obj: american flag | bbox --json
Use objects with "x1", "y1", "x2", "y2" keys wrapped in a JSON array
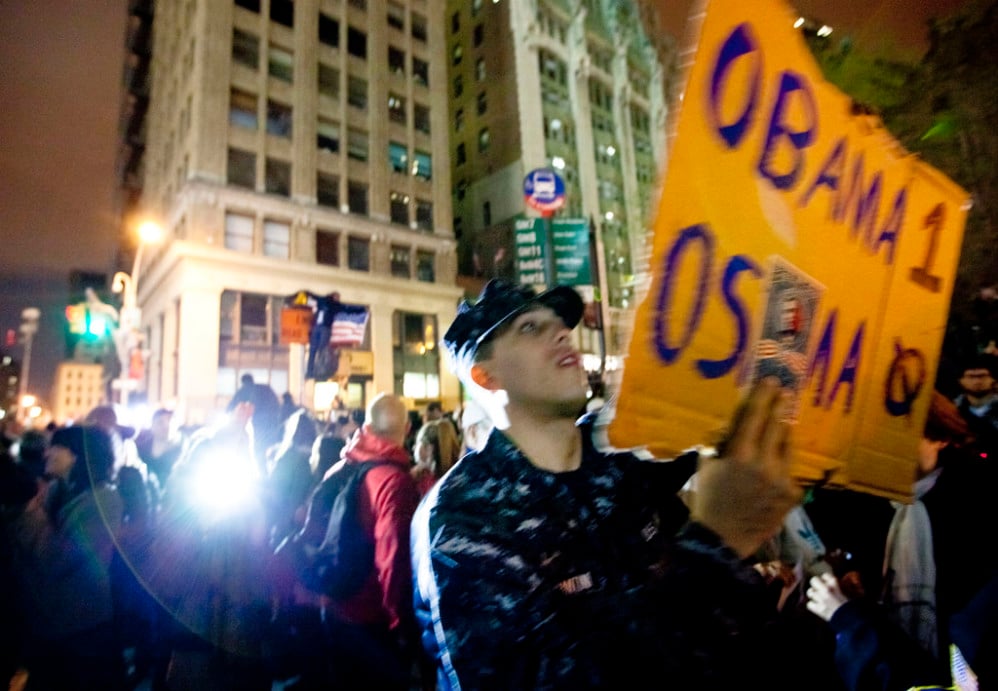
[{"x1": 330, "y1": 304, "x2": 369, "y2": 347}]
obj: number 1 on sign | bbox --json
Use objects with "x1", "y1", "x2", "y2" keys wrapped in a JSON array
[{"x1": 909, "y1": 203, "x2": 944, "y2": 293}]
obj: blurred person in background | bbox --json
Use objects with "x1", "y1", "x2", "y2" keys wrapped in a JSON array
[
  {"x1": 8, "y1": 425, "x2": 126, "y2": 690},
  {"x1": 135, "y1": 408, "x2": 183, "y2": 490},
  {"x1": 411, "y1": 419, "x2": 461, "y2": 497}
]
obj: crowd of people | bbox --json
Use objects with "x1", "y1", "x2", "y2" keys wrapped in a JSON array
[{"x1": 0, "y1": 277, "x2": 995, "y2": 691}]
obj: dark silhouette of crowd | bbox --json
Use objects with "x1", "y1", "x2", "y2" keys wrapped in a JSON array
[{"x1": 0, "y1": 283, "x2": 995, "y2": 691}]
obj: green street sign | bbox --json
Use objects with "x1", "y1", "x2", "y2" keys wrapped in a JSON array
[
  {"x1": 515, "y1": 218, "x2": 548, "y2": 285},
  {"x1": 550, "y1": 218, "x2": 592, "y2": 286}
]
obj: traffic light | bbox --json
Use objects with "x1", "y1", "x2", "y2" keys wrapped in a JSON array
[
  {"x1": 66, "y1": 303, "x2": 87, "y2": 334},
  {"x1": 65, "y1": 303, "x2": 112, "y2": 340}
]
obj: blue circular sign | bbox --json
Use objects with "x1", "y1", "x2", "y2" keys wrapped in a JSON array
[{"x1": 523, "y1": 168, "x2": 566, "y2": 213}]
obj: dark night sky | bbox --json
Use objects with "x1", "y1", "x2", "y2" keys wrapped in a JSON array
[{"x1": 0, "y1": 0, "x2": 970, "y2": 405}]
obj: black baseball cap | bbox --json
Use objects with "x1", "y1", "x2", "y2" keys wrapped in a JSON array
[{"x1": 442, "y1": 279, "x2": 583, "y2": 373}]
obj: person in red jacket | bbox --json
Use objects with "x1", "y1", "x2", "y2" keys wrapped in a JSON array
[{"x1": 320, "y1": 392, "x2": 420, "y2": 690}]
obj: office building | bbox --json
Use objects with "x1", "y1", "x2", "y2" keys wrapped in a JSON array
[
  {"x1": 446, "y1": 0, "x2": 677, "y2": 382},
  {"x1": 126, "y1": 0, "x2": 462, "y2": 424}
]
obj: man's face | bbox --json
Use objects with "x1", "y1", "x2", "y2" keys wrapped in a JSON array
[
  {"x1": 475, "y1": 307, "x2": 587, "y2": 417},
  {"x1": 960, "y1": 368, "x2": 995, "y2": 397}
]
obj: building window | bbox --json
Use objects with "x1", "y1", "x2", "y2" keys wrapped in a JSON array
[
  {"x1": 270, "y1": 0, "x2": 293, "y2": 27},
  {"x1": 477, "y1": 91, "x2": 487, "y2": 115},
  {"x1": 390, "y1": 245, "x2": 411, "y2": 278},
  {"x1": 265, "y1": 158, "x2": 291, "y2": 196},
  {"x1": 348, "y1": 75, "x2": 367, "y2": 110},
  {"x1": 318, "y1": 63, "x2": 340, "y2": 99},
  {"x1": 263, "y1": 219, "x2": 290, "y2": 258},
  {"x1": 388, "y1": 92, "x2": 406, "y2": 124},
  {"x1": 389, "y1": 141, "x2": 408, "y2": 173},
  {"x1": 482, "y1": 201, "x2": 491, "y2": 226},
  {"x1": 240, "y1": 293, "x2": 269, "y2": 343},
  {"x1": 348, "y1": 235, "x2": 370, "y2": 270},
  {"x1": 452, "y1": 44, "x2": 464, "y2": 66},
  {"x1": 413, "y1": 150, "x2": 432, "y2": 180},
  {"x1": 387, "y1": 1, "x2": 405, "y2": 30},
  {"x1": 453, "y1": 74, "x2": 463, "y2": 97},
  {"x1": 227, "y1": 148, "x2": 255, "y2": 188},
  {"x1": 319, "y1": 14, "x2": 340, "y2": 48},
  {"x1": 225, "y1": 212, "x2": 254, "y2": 252},
  {"x1": 347, "y1": 26, "x2": 367, "y2": 59},
  {"x1": 455, "y1": 179, "x2": 467, "y2": 201},
  {"x1": 393, "y1": 312, "x2": 440, "y2": 399},
  {"x1": 317, "y1": 171, "x2": 339, "y2": 207},
  {"x1": 478, "y1": 128, "x2": 490, "y2": 152},
  {"x1": 415, "y1": 199, "x2": 433, "y2": 231},
  {"x1": 232, "y1": 29, "x2": 259, "y2": 68},
  {"x1": 390, "y1": 191, "x2": 409, "y2": 225},
  {"x1": 453, "y1": 216, "x2": 463, "y2": 238},
  {"x1": 414, "y1": 103, "x2": 430, "y2": 134},
  {"x1": 473, "y1": 24, "x2": 484, "y2": 46},
  {"x1": 416, "y1": 250, "x2": 434, "y2": 282},
  {"x1": 472, "y1": 0, "x2": 482, "y2": 16},
  {"x1": 266, "y1": 100, "x2": 292, "y2": 137},
  {"x1": 456, "y1": 142, "x2": 466, "y2": 165},
  {"x1": 317, "y1": 117, "x2": 340, "y2": 153},
  {"x1": 348, "y1": 180, "x2": 368, "y2": 215},
  {"x1": 229, "y1": 88, "x2": 258, "y2": 129},
  {"x1": 268, "y1": 45, "x2": 293, "y2": 82},
  {"x1": 347, "y1": 128, "x2": 369, "y2": 161},
  {"x1": 388, "y1": 46, "x2": 406, "y2": 75},
  {"x1": 451, "y1": 11, "x2": 460, "y2": 33},
  {"x1": 454, "y1": 108, "x2": 464, "y2": 132},
  {"x1": 413, "y1": 57, "x2": 429, "y2": 86},
  {"x1": 411, "y1": 12, "x2": 427, "y2": 41},
  {"x1": 235, "y1": 0, "x2": 260, "y2": 12},
  {"x1": 476, "y1": 58, "x2": 486, "y2": 81},
  {"x1": 316, "y1": 229, "x2": 340, "y2": 266}
]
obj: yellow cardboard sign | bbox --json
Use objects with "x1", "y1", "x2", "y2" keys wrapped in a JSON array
[{"x1": 609, "y1": 0, "x2": 968, "y2": 501}]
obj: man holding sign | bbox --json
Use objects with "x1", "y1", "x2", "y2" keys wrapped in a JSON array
[{"x1": 411, "y1": 279, "x2": 801, "y2": 689}]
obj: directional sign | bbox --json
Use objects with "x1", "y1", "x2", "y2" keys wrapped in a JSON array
[
  {"x1": 515, "y1": 218, "x2": 548, "y2": 285},
  {"x1": 515, "y1": 218, "x2": 592, "y2": 286},
  {"x1": 523, "y1": 168, "x2": 566, "y2": 215},
  {"x1": 551, "y1": 218, "x2": 592, "y2": 286}
]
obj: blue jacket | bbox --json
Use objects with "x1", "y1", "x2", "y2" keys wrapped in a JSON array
[{"x1": 412, "y1": 415, "x2": 780, "y2": 690}]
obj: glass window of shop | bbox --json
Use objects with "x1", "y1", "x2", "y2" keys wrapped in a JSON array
[
  {"x1": 217, "y1": 290, "x2": 290, "y2": 406},
  {"x1": 392, "y1": 311, "x2": 439, "y2": 400}
]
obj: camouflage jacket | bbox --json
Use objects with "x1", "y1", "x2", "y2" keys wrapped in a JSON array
[{"x1": 412, "y1": 416, "x2": 780, "y2": 690}]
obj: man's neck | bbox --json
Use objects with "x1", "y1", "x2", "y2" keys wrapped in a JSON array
[
  {"x1": 964, "y1": 391, "x2": 997, "y2": 409},
  {"x1": 504, "y1": 408, "x2": 582, "y2": 473}
]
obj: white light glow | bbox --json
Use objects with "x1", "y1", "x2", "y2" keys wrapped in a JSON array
[
  {"x1": 794, "y1": 17, "x2": 805, "y2": 28},
  {"x1": 552, "y1": 156, "x2": 566, "y2": 170},
  {"x1": 817, "y1": 25, "x2": 833, "y2": 37}
]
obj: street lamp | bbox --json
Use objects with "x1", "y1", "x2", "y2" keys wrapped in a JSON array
[
  {"x1": 17, "y1": 307, "x2": 40, "y2": 423},
  {"x1": 111, "y1": 220, "x2": 164, "y2": 404}
]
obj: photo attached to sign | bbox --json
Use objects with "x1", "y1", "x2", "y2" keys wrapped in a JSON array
[{"x1": 748, "y1": 258, "x2": 824, "y2": 419}]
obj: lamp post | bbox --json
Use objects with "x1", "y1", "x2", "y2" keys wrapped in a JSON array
[
  {"x1": 17, "y1": 307, "x2": 40, "y2": 423},
  {"x1": 111, "y1": 220, "x2": 163, "y2": 405}
]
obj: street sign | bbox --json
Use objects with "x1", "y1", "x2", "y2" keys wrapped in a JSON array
[
  {"x1": 280, "y1": 306, "x2": 313, "y2": 344},
  {"x1": 551, "y1": 218, "x2": 592, "y2": 285},
  {"x1": 515, "y1": 218, "x2": 548, "y2": 285},
  {"x1": 515, "y1": 218, "x2": 592, "y2": 286},
  {"x1": 523, "y1": 168, "x2": 565, "y2": 215}
]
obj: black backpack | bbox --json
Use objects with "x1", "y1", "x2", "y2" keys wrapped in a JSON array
[{"x1": 275, "y1": 460, "x2": 393, "y2": 599}]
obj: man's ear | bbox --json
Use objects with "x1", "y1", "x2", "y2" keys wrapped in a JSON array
[{"x1": 470, "y1": 363, "x2": 498, "y2": 391}]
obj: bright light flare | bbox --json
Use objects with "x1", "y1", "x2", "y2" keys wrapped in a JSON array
[
  {"x1": 190, "y1": 454, "x2": 259, "y2": 521},
  {"x1": 137, "y1": 220, "x2": 164, "y2": 245}
]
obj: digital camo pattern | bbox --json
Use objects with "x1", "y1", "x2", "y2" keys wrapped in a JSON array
[{"x1": 412, "y1": 417, "x2": 779, "y2": 690}]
